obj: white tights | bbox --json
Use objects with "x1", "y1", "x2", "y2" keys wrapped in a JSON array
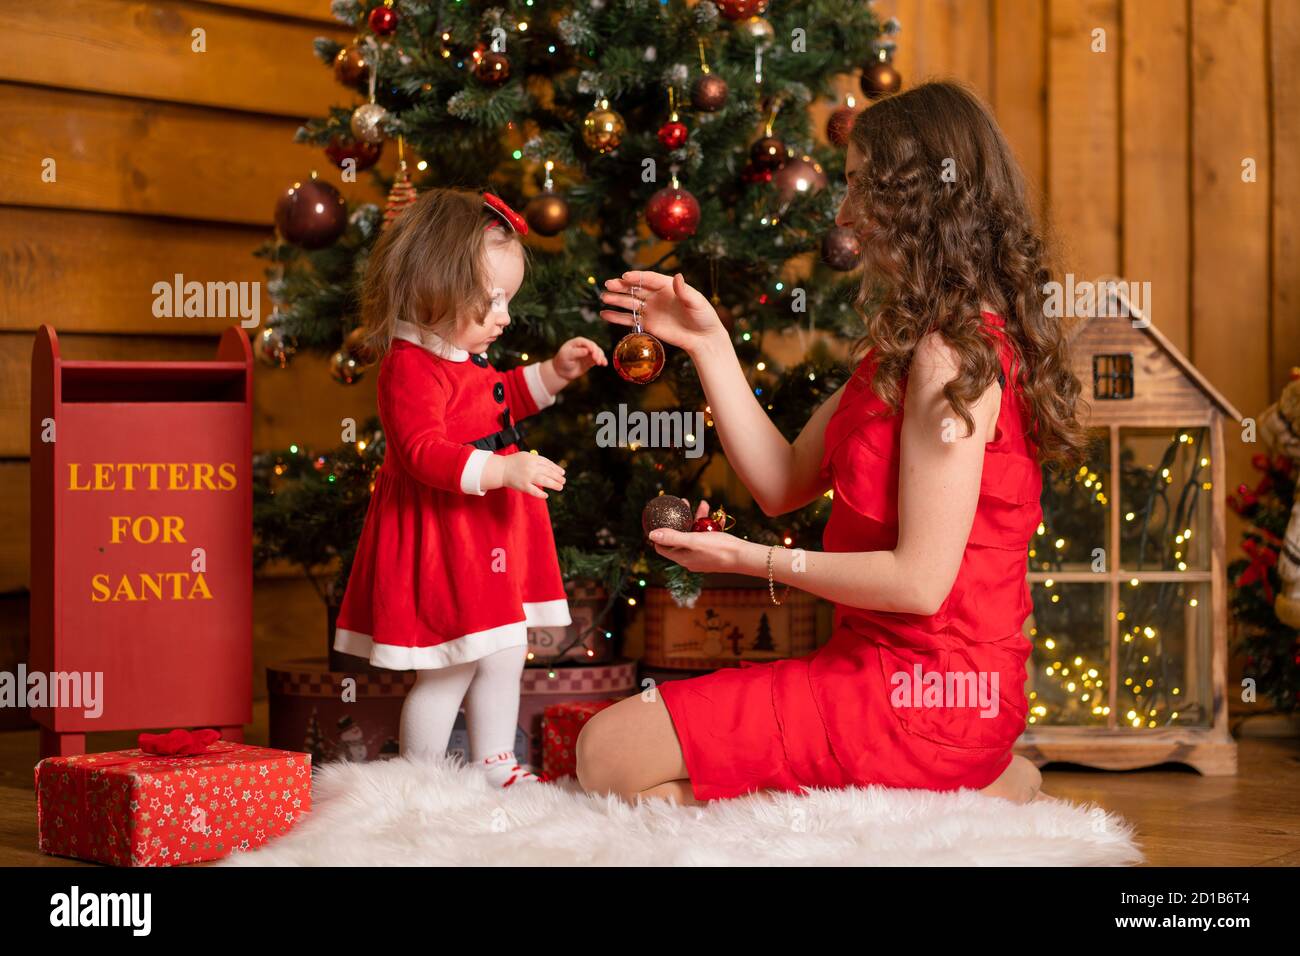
[{"x1": 399, "y1": 644, "x2": 527, "y2": 762}]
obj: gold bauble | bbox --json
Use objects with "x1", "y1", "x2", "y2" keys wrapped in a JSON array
[{"x1": 582, "y1": 102, "x2": 626, "y2": 154}]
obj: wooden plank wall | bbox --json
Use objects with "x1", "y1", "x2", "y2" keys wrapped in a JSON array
[
  {"x1": 1, "y1": 1, "x2": 1295, "y2": 719},
  {"x1": 0, "y1": 0, "x2": 386, "y2": 719},
  {"x1": 872, "y1": 0, "x2": 1294, "y2": 546}
]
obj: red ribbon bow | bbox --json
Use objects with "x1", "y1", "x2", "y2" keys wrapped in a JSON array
[
  {"x1": 482, "y1": 192, "x2": 528, "y2": 236},
  {"x1": 137, "y1": 728, "x2": 222, "y2": 756},
  {"x1": 1236, "y1": 538, "x2": 1278, "y2": 602}
]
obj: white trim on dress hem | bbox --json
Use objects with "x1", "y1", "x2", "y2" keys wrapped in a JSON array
[{"x1": 334, "y1": 599, "x2": 572, "y2": 670}]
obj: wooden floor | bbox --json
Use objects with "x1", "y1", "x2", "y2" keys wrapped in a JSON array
[{"x1": 2, "y1": 705, "x2": 1297, "y2": 866}]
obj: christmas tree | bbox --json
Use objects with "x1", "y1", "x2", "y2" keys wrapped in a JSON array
[
  {"x1": 252, "y1": 0, "x2": 897, "y2": 647},
  {"x1": 1228, "y1": 453, "x2": 1299, "y2": 714}
]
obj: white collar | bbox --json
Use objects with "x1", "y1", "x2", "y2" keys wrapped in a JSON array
[{"x1": 392, "y1": 319, "x2": 480, "y2": 363}]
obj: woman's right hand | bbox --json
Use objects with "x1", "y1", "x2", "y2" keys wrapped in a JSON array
[{"x1": 599, "y1": 271, "x2": 729, "y2": 358}]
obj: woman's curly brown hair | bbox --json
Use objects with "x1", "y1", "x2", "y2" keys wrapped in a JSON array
[{"x1": 847, "y1": 80, "x2": 1087, "y2": 473}]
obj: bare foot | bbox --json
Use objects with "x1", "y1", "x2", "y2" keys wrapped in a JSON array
[{"x1": 979, "y1": 755, "x2": 1042, "y2": 804}]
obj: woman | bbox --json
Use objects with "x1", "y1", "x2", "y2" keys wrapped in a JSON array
[{"x1": 578, "y1": 81, "x2": 1086, "y2": 805}]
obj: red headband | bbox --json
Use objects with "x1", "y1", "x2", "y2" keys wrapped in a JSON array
[{"x1": 483, "y1": 192, "x2": 528, "y2": 236}]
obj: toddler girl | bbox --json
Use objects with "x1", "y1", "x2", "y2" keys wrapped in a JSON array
[{"x1": 335, "y1": 188, "x2": 605, "y2": 786}]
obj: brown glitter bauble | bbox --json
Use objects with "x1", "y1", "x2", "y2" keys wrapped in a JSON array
[
  {"x1": 860, "y1": 60, "x2": 903, "y2": 99},
  {"x1": 691, "y1": 73, "x2": 728, "y2": 112},
  {"x1": 773, "y1": 154, "x2": 828, "y2": 201},
  {"x1": 524, "y1": 192, "x2": 570, "y2": 236},
  {"x1": 333, "y1": 45, "x2": 369, "y2": 90},
  {"x1": 642, "y1": 496, "x2": 694, "y2": 537},
  {"x1": 821, "y1": 226, "x2": 862, "y2": 272},
  {"x1": 613, "y1": 331, "x2": 666, "y2": 384}
]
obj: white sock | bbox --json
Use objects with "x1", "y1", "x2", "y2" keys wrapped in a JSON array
[
  {"x1": 463, "y1": 645, "x2": 539, "y2": 787},
  {"x1": 399, "y1": 661, "x2": 476, "y2": 761},
  {"x1": 479, "y1": 750, "x2": 540, "y2": 788}
]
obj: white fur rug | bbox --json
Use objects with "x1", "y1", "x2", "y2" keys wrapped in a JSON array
[{"x1": 221, "y1": 757, "x2": 1141, "y2": 867}]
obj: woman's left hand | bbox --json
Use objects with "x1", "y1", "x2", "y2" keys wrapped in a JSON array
[
  {"x1": 552, "y1": 336, "x2": 608, "y2": 381},
  {"x1": 647, "y1": 500, "x2": 761, "y2": 575}
]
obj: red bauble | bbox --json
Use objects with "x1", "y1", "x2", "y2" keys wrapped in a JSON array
[
  {"x1": 645, "y1": 185, "x2": 700, "y2": 241},
  {"x1": 474, "y1": 51, "x2": 511, "y2": 86},
  {"x1": 827, "y1": 105, "x2": 857, "y2": 147},
  {"x1": 692, "y1": 517, "x2": 721, "y2": 532},
  {"x1": 717, "y1": 0, "x2": 769, "y2": 21},
  {"x1": 368, "y1": 5, "x2": 399, "y2": 36},
  {"x1": 657, "y1": 120, "x2": 688, "y2": 150},
  {"x1": 275, "y1": 175, "x2": 347, "y2": 249},
  {"x1": 750, "y1": 136, "x2": 786, "y2": 170},
  {"x1": 324, "y1": 135, "x2": 382, "y2": 172}
]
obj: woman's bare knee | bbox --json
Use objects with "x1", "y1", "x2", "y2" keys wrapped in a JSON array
[
  {"x1": 575, "y1": 694, "x2": 688, "y2": 798},
  {"x1": 574, "y1": 709, "x2": 620, "y2": 795}
]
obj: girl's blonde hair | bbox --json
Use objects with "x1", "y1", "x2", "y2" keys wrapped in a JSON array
[{"x1": 358, "y1": 187, "x2": 523, "y2": 357}]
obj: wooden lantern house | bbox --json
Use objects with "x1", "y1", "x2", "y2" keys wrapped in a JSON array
[{"x1": 1016, "y1": 284, "x2": 1240, "y2": 775}]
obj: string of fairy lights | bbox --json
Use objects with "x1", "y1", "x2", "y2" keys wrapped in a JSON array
[{"x1": 1029, "y1": 429, "x2": 1212, "y2": 729}]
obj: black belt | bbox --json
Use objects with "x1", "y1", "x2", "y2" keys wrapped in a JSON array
[{"x1": 470, "y1": 423, "x2": 525, "y2": 452}]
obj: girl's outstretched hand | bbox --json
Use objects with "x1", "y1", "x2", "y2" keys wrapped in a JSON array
[
  {"x1": 599, "y1": 271, "x2": 728, "y2": 357},
  {"x1": 552, "y1": 336, "x2": 607, "y2": 381}
]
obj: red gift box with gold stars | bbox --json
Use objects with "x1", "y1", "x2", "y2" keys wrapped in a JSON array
[{"x1": 35, "y1": 741, "x2": 310, "y2": 867}]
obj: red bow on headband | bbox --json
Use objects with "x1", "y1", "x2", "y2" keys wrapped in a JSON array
[{"x1": 483, "y1": 192, "x2": 529, "y2": 236}]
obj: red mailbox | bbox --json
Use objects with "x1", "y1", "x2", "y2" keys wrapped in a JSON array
[{"x1": 29, "y1": 325, "x2": 253, "y2": 757}]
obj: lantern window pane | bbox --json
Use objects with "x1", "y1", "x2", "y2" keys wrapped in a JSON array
[
  {"x1": 1118, "y1": 427, "x2": 1212, "y2": 571},
  {"x1": 1035, "y1": 429, "x2": 1110, "y2": 572},
  {"x1": 1117, "y1": 579, "x2": 1212, "y2": 728},
  {"x1": 1026, "y1": 581, "x2": 1110, "y2": 726}
]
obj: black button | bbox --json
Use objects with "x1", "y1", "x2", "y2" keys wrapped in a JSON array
[
  {"x1": 493, "y1": 382, "x2": 505, "y2": 403},
  {"x1": 470, "y1": 353, "x2": 489, "y2": 368},
  {"x1": 500, "y1": 408, "x2": 511, "y2": 428}
]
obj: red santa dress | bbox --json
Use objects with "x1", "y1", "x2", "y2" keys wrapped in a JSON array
[
  {"x1": 334, "y1": 319, "x2": 571, "y2": 669},
  {"x1": 659, "y1": 311, "x2": 1043, "y2": 800}
]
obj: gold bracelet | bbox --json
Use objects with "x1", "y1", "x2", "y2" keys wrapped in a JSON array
[{"x1": 767, "y1": 544, "x2": 790, "y2": 606}]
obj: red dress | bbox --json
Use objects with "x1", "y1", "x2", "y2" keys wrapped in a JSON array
[
  {"x1": 334, "y1": 320, "x2": 570, "y2": 669},
  {"x1": 659, "y1": 312, "x2": 1043, "y2": 800}
]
